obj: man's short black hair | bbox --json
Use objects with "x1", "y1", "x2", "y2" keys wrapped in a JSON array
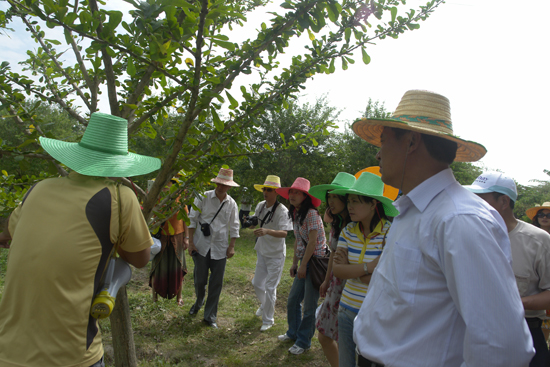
[{"x1": 389, "y1": 127, "x2": 457, "y2": 165}]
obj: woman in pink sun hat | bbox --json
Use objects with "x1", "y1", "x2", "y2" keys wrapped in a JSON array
[{"x1": 275, "y1": 177, "x2": 327, "y2": 355}]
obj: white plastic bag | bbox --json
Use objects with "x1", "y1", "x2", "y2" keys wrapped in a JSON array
[{"x1": 149, "y1": 237, "x2": 162, "y2": 261}]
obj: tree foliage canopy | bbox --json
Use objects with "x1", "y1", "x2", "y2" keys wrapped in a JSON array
[{"x1": 0, "y1": 0, "x2": 444, "y2": 224}]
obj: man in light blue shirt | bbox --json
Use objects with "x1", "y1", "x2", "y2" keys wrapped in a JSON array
[{"x1": 350, "y1": 90, "x2": 534, "y2": 367}]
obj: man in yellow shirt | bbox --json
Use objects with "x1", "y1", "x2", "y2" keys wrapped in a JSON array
[{"x1": 0, "y1": 113, "x2": 160, "y2": 367}]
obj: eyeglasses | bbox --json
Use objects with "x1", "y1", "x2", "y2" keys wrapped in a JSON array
[
  {"x1": 537, "y1": 212, "x2": 550, "y2": 219},
  {"x1": 262, "y1": 188, "x2": 274, "y2": 192}
]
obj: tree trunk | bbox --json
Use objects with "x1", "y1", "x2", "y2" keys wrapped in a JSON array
[{"x1": 109, "y1": 286, "x2": 137, "y2": 367}]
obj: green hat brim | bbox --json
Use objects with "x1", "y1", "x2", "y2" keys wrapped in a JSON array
[
  {"x1": 40, "y1": 137, "x2": 161, "y2": 177},
  {"x1": 330, "y1": 188, "x2": 399, "y2": 217},
  {"x1": 309, "y1": 184, "x2": 349, "y2": 201}
]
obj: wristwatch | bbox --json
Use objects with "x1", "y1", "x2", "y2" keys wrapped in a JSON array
[{"x1": 363, "y1": 262, "x2": 370, "y2": 276}]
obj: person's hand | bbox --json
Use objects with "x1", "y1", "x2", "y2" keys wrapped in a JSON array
[
  {"x1": 253, "y1": 228, "x2": 269, "y2": 237},
  {"x1": 319, "y1": 279, "x2": 329, "y2": 297},
  {"x1": 182, "y1": 236, "x2": 189, "y2": 250},
  {"x1": 333, "y1": 248, "x2": 349, "y2": 265},
  {"x1": 226, "y1": 246, "x2": 235, "y2": 259},
  {"x1": 187, "y1": 241, "x2": 197, "y2": 256},
  {"x1": 290, "y1": 264, "x2": 298, "y2": 278},
  {"x1": 297, "y1": 263, "x2": 307, "y2": 279}
]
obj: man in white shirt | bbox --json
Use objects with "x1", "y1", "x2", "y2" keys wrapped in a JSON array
[
  {"x1": 351, "y1": 90, "x2": 534, "y2": 367},
  {"x1": 466, "y1": 171, "x2": 550, "y2": 367},
  {"x1": 250, "y1": 175, "x2": 293, "y2": 331},
  {"x1": 188, "y1": 168, "x2": 240, "y2": 329}
]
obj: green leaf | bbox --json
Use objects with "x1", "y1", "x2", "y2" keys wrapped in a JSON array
[
  {"x1": 362, "y1": 48, "x2": 371, "y2": 64},
  {"x1": 345, "y1": 28, "x2": 351, "y2": 43},
  {"x1": 311, "y1": 137, "x2": 318, "y2": 147},
  {"x1": 225, "y1": 91, "x2": 238, "y2": 109},
  {"x1": 127, "y1": 58, "x2": 136, "y2": 76},
  {"x1": 301, "y1": 146, "x2": 307, "y2": 154},
  {"x1": 407, "y1": 23, "x2": 420, "y2": 30},
  {"x1": 280, "y1": 133, "x2": 286, "y2": 144},
  {"x1": 263, "y1": 143, "x2": 271, "y2": 150},
  {"x1": 211, "y1": 38, "x2": 235, "y2": 51},
  {"x1": 341, "y1": 58, "x2": 348, "y2": 71},
  {"x1": 391, "y1": 7, "x2": 397, "y2": 23},
  {"x1": 211, "y1": 109, "x2": 224, "y2": 132},
  {"x1": 45, "y1": 38, "x2": 61, "y2": 45}
]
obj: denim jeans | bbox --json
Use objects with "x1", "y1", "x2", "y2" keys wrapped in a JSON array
[
  {"x1": 338, "y1": 306, "x2": 358, "y2": 367},
  {"x1": 285, "y1": 269, "x2": 320, "y2": 349}
]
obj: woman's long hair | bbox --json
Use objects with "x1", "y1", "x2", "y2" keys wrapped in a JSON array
[
  {"x1": 351, "y1": 194, "x2": 388, "y2": 233},
  {"x1": 288, "y1": 194, "x2": 317, "y2": 226},
  {"x1": 325, "y1": 192, "x2": 350, "y2": 239}
]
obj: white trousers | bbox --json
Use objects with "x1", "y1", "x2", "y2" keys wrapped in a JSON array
[{"x1": 251, "y1": 252, "x2": 285, "y2": 325}]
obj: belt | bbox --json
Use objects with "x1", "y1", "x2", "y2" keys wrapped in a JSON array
[{"x1": 357, "y1": 354, "x2": 384, "y2": 367}]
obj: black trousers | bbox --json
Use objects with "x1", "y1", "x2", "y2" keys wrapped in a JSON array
[
  {"x1": 357, "y1": 354, "x2": 384, "y2": 367},
  {"x1": 526, "y1": 317, "x2": 550, "y2": 367},
  {"x1": 192, "y1": 250, "x2": 227, "y2": 323}
]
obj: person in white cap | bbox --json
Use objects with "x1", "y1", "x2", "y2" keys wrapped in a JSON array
[
  {"x1": 187, "y1": 168, "x2": 240, "y2": 329},
  {"x1": 466, "y1": 172, "x2": 550, "y2": 367},
  {"x1": 351, "y1": 90, "x2": 533, "y2": 367}
]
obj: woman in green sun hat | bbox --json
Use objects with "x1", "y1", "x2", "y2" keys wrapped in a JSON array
[
  {"x1": 331, "y1": 172, "x2": 398, "y2": 367},
  {"x1": 309, "y1": 172, "x2": 356, "y2": 367}
]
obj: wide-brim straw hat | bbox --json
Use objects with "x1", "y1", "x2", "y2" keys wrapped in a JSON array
[
  {"x1": 39, "y1": 112, "x2": 161, "y2": 177},
  {"x1": 309, "y1": 172, "x2": 356, "y2": 201},
  {"x1": 526, "y1": 202, "x2": 550, "y2": 220},
  {"x1": 352, "y1": 90, "x2": 486, "y2": 162},
  {"x1": 211, "y1": 168, "x2": 240, "y2": 187},
  {"x1": 276, "y1": 177, "x2": 322, "y2": 208},
  {"x1": 330, "y1": 172, "x2": 399, "y2": 217},
  {"x1": 254, "y1": 175, "x2": 282, "y2": 192}
]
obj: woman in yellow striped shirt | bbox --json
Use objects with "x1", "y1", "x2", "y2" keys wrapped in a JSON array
[{"x1": 331, "y1": 172, "x2": 399, "y2": 367}]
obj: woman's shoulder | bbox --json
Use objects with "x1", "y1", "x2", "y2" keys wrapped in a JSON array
[{"x1": 344, "y1": 221, "x2": 358, "y2": 231}]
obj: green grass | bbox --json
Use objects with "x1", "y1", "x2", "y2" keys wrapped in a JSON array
[{"x1": 1, "y1": 229, "x2": 329, "y2": 366}]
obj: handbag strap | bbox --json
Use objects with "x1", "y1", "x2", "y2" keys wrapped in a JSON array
[{"x1": 97, "y1": 184, "x2": 123, "y2": 289}]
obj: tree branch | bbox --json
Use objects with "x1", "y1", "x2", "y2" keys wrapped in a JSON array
[{"x1": 20, "y1": 16, "x2": 92, "y2": 110}]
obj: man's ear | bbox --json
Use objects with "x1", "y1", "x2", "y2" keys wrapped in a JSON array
[
  {"x1": 407, "y1": 132, "x2": 422, "y2": 154},
  {"x1": 499, "y1": 195, "x2": 512, "y2": 211}
]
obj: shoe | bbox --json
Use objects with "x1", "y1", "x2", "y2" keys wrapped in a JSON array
[
  {"x1": 202, "y1": 319, "x2": 218, "y2": 329},
  {"x1": 189, "y1": 304, "x2": 200, "y2": 315},
  {"x1": 278, "y1": 333, "x2": 292, "y2": 342},
  {"x1": 255, "y1": 307, "x2": 263, "y2": 317},
  {"x1": 288, "y1": 344, "x2": 308, "y2": 355},
  {"x1": 260, "y1": 323, "x2": 273, "y2": 331}
]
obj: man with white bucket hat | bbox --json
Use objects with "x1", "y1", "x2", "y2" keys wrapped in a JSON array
[
  {"x1": 0, "y1": 112, "x2": 160, "y2": 367},
  {"x1": 466, "y1": 171, "x2": 550, "y2": 367},
  {"x1": 351, "y1": 90, "x2": 534, "y2": 366}
]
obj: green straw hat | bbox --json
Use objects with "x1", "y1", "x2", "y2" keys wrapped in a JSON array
[
  {"x1": 39, "y1": 112, "x2": 161, "y2": 177},
  {"x1": 330, "y1": 172, "x2": 399, "y2": 217},
  {"x1": 309, "y1": 172, "x2": 356, "y2": 201}
]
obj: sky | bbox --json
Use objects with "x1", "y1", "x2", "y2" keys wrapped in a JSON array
[{"x1": 1, "y1": 0, "x2": 549, "y2": 186}]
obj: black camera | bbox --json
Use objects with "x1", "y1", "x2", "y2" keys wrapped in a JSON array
[
  {"x1": 200, "y1": 222, "x2": 211, "y2": 236},
  {"x1": 242, "y1": 216, "x2": 259, "y2": 228}
]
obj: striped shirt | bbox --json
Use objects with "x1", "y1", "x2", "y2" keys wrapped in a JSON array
[{"x1": 338, "y1": 219, "x2": 391, "y2": 313}]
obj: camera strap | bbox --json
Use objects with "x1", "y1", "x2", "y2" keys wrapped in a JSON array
[
  {"x1": 260, "y1": 200, "x2": 279, "y2": 228},
  {"x1": 199, "y1": 200, "x2": 226, "y2": 227}
]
